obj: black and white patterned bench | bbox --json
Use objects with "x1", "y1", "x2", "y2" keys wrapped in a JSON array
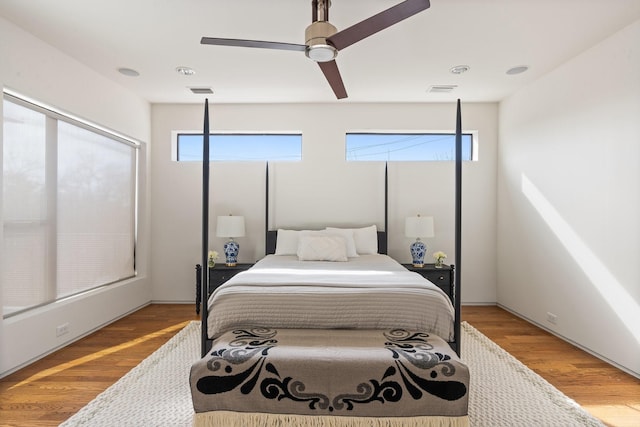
[{"x1": 190, "y1": 327, "x2": 469, "y2": 426}]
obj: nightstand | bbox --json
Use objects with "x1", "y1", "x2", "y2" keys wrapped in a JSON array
[
  {"x1": 402, "y1": 263, "x2": 454, "y2": 303},
  {"x1": 195, "y1": 263, "x2": 253, "y2": 314}
]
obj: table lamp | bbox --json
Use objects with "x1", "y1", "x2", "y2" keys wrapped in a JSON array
[
  {"x1": 405, "y1": 215, "x2": 434, "y2": 267},
  {"x1": 216, "y1": 214, "x2": 245, "y2": 266}
]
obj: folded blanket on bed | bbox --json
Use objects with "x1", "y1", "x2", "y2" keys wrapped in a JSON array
[{"x1": 190, "y1": 327, "x2": 469, "y2": 418}]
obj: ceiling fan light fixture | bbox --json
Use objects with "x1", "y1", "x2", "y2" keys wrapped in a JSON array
[
  {"x1": 306, "y1": 44, "x2": 337, "y2": 62},
  {"x1": 305, "y1": 21, "x2": 337, "y2": 62}
]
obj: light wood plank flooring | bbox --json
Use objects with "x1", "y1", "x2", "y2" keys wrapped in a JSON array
[
  {"x1": 463, "y1": 306, "x2": 640, "y2": 426},
  {"x1": 0, "y1": 304, "x2": 638, "y2": 426}
]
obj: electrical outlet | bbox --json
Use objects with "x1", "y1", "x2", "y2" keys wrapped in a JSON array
[
  {"x1": 546, "y1": 312, "x2": 558, "y2": 325},
  {"x1": 56, "y1": 323, "x2": 70, "y2": 337}
]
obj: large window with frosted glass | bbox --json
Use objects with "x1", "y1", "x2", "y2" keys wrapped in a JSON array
[{"x1": 2, "y1": 94, "x2": 138, "y2": 317}]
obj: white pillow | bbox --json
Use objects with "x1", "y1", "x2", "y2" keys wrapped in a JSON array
[
  {"x1": 274, "y1": 229, "x2": 301, "y2": 255},
  {"x1": 276, "y1": 228, "x2": 366, "y2": 256},
  {"x1": 297, "y1": 235, "x2": 348, "y2": 262},
  {"x1": 322, "y1": 228, "x2": 358, "y2": 258},
  {"x1": 327, "y1": 225, "x2": 378, "y2": 254}
]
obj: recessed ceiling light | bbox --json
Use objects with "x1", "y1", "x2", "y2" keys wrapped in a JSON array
[
  {"x1": 450, "y1": 65, "x2": 470, "y2": 75},
  {"x1": 176, "y1": 66, "x2": 196, "y2": 76},
  {"x1": 506, "y1": 65, "x2": 529, "y2": 75},
  {"x1": 118, "y1": 67, "x2": 140, "y2": 77}
]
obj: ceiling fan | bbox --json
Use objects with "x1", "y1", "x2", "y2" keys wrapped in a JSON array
[{"x1": 201, "y1": 0, "x2": 431, "y2": 99}]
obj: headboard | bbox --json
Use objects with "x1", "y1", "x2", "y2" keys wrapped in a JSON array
[
  {"x1": 265, "y1": 230, "x2": 388, "y2": 255},
  {"x1": 264, "y1": 163, "x2": 389, "y2": 256}
]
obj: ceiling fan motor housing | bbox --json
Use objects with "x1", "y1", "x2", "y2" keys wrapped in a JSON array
[{"x1": 305, "y1": 21, "x2": 338, "y2": 62}]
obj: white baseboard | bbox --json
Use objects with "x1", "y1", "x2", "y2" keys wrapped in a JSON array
[
  {"x1": 497, "y1": 303, "x2": 640, "y2": 380},
  {"x1": 0, "y1": 302, "x2": 150, "y2": 379}
]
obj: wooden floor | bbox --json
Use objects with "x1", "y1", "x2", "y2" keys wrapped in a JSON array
[
  {"x1": 463, "y1": 306, "x2": 640, "y2": 427},
  {"x1": 0, "y1": 304, "x2": 638, "y2": 427}
]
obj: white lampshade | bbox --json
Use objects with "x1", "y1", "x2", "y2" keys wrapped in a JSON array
[
  {"x1": 216, "y1": 215, "x2": 245, "y2": 238},
  {"x1": 405, "y1": 215, "x2": 434, "y2": 238}
]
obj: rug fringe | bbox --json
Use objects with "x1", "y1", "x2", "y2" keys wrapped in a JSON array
[{"x1": 193, "y1": 411, "x2": 469, "y2": 427}]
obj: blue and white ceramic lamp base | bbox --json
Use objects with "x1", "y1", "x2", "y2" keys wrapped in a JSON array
[
  {"x1": 410, "y1": 239, "x2": 426, "y2": 267},
  {"x1": 224, "y1": 239, "x2": 239, "y2": 266}
]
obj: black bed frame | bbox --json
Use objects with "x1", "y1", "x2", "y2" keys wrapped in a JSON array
[{"x1": 199, "y1": 100, "x2": 463, "y2": 358}]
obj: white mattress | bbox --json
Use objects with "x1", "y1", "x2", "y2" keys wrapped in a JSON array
[{"x1": 207, "y1": 254, "x2": 455, "y2": 341}]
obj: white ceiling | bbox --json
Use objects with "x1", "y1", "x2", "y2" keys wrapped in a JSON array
[{"x1": 1, "y1": 0, "x2": 639, "y2": 104}]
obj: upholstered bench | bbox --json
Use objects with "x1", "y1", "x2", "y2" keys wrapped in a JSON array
[{"x1": 190, "y1": 327, "x2": 469, "y2": 427}]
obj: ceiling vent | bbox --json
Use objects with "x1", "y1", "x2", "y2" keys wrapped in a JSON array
[
  {"x1": 428, "y1": 85, "x2": 457, "y2": 93},
  {"x1": 189, "y1": 87, "x2": 214, "y2": 94}
]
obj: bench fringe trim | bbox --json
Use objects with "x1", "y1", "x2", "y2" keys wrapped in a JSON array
[{"x1": 193, "y1": 411, "x2": 469, "y2": 427}]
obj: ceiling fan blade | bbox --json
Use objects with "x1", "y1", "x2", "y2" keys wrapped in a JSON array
[
  {"x1": 201, "y1": 37, "x2": 306, "y2": 52},
  {"x1": 327, "y1": 0, "x2": 430, "y2": 51},
  {"x1": 318, "y1": 60, "x2": 348, "y2": 99}
]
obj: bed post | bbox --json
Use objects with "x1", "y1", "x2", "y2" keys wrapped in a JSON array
[
  {"x1": 265, "y1": 162, "x2": 269, "y2": 254},
  {"x1": 200, "y1": 99, "x2": 210, "y2": 358},
  {"x1": 454, "y1": 99, "x2": 462, "y2": 356},
  {"x1": 385, "y1": 162, "x2": 388, "y2": 252}
]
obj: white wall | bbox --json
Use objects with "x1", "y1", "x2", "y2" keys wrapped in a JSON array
[
  {"x1": 150, "y1": 102, "x2": 498, "y2": 304},
  {"x1": 497, "y1": 19, "x2": 640, "y2": 377},
  {"x1": 0, "y1": 17, "x2": 152, "y2": 376}
]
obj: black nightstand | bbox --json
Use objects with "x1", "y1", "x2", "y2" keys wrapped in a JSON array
[
  {"x1": 402, "y1": 264, "x2": 454, "y2": 303},
  {"x1": 195, "y1": 263, "x2": 253, "y2": 314}
]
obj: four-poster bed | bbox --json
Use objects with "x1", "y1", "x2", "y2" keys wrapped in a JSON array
[{"x1": 190, "y1": 99, "x2": 468, "y2": 426}]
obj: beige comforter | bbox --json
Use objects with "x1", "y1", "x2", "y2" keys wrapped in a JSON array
[{"x1": 207, "y1": 254, "x2": 455, "y2": 342}]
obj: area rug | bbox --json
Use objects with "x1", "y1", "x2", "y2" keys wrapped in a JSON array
[{"x1": 60, "y1": 321, "x2": 604, "y2": 427}]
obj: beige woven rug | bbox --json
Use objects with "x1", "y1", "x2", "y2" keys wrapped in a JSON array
[{"x1": 60, "y1": 321, "x2": 604, "y2": 427}]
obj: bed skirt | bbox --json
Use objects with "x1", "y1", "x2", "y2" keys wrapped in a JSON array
[
  {"x1": 193, "y1": 411, "x2": 469, "y2": 427},
  {"x1": 190, "y1": 327, "x2": 469, "y2": 423}
]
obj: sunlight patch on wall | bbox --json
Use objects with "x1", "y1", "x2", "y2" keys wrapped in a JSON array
[{"x1": 521, "y1": 174, "x2": 640, "y2": 344}]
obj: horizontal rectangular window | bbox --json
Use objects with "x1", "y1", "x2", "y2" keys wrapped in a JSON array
[
  {"x1": 346, "y1": 133, "x2": 474, "y2": 161},
  {"x1": 176, "y1": 133, "x2": 302, "y2": 161},
  {"x1": 2, "y1": 92, "x2": 138, "y2": 317}
]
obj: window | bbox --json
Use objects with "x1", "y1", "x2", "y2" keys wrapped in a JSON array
[
  {"x1": 2, "y1": 93, "x2": 138, "y2": 317},
  {"x1": 346, "y1": 133, "x2": 474, "y2": 161},
  {"x1": 176, "y1": 133, "x2": 302, "y2": 161}
]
